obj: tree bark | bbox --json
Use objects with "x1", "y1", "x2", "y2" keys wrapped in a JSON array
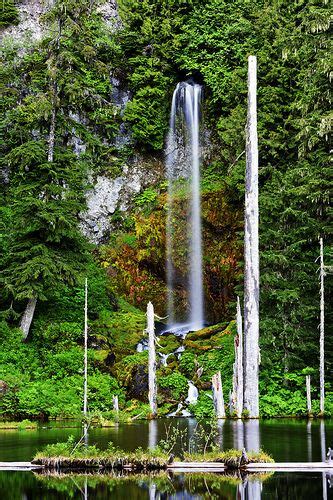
[
  {"x1": 212, "y1": 371, "x2": 225, "y2": 418},
  {"x1": 147, "y1": 302, "x2": 157, "y2": 417},
  {"x1": 232, "y1": 296, "x2": 244, "y2": 418},
  {"x1": 112, "y1": 395, "x2": 119, "y2": 413},
  {"x1": 48, "y1": 90, "x2": 56, "y2": 163},
  {"x1": 83, "y1": 278, "x2": 88, "y2": 417},
  {"x1": 20, "y1": 297, "x2": 37, "y2": 340},
  {"x1": 244, "y1": 55, "x2": 260, "y2": 418},
  {"x1": 319, "y1": 237, "x2": 325, "y2": 414},
  {"x1": 306, "y1": 375, "x2": 312, "y2": 417}
]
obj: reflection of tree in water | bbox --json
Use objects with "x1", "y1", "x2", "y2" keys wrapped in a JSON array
[
  {"x1": 27, "y1": 470, "x2": 327, "y2": 499},
  {"x1": 320, "y1": 420, "x2": 327, "y2": 500},
  {"x1": 232, "y1": 420, "x2": 260, "y2": 454},
  {"x1": 237, "y1": 477, "x2": 262, "y2": 500},
  {"x1": 148, "y1": 420, "x2": 158, "y2": 450},
  {"x1": 307, "y1": 420, "x2": 313, "y2": 463}
]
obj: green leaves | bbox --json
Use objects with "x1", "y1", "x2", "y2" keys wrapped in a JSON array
[{"x1": 0, "y1": 0, "x2": 19, "y2": 28}]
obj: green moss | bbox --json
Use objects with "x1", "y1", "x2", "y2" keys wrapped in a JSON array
[
  {"x1": 156, "y1": 334, "x2": 181, "y2": 354},
  {"x1": 93, "y1": 306, "x2": 145, "y2": 356}
]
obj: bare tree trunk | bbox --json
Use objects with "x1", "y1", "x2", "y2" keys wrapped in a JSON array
[
  {"x1": 212, "y1": 371, "x2": 226, "y2": 418},
  {"x1": 20, "y1": 297, "x2": 37, "y2": 340},
  {"x1": 48, "y1": 88, "x2": 56, "y2": 163},
  {"x1": 233, "y1": 296, "x2": 244, "y2": 418},
  {"x1": 112, "y1": 395, "x2": 119, "y2": 413},
  {"x1": 83, "y1": 278, "x2": 88, "y2": 446},
  {"x1": 244, "y1": 55, "x2": 260, "y2": 419},
  {"x1": 319, "y1": 237, "x2": 325, "y2": 415},
  {"x1": 147, "y1": 302, "x2": 157, "y2": 417},
  {"x1": 83, "y1": 278, "x2": 88, "y2": 417},
  {"x1": 306, "y1": 375, "x2": 312, "y2": 417},
  {"x1": 231, "y1": 298, "x2": 243, "y2": 417},
  {"x1": 229, "y1": 389, "x2": 234, "y2": 415}
]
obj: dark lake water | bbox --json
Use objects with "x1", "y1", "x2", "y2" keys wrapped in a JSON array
[{"x1": 0, "y1": 418, "x2": 332, "y2": 498}]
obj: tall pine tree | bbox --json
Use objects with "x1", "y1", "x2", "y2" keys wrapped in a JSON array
[{"x1": 1, "y1": 0, "x2": 116, "y2": 338}]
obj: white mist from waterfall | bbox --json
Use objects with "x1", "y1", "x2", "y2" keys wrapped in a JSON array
[{"x1": 166, "y1": 82, "x2": 204, "y2": 332}]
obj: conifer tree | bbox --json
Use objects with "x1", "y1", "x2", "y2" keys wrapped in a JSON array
[{"x1": 1, "y1": 0, "x2": 116, "y2": 338}]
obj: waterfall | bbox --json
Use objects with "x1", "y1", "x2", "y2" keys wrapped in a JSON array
[
  {"x1": 185, "y1": 381, "x2": 199, "y2": 405},
  {"x1": 166, "y1": 81, "x2": 204, "y2": 331}
]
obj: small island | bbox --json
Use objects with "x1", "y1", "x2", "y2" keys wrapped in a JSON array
[{"x1": 32, "y1": 438, "x2": 273, "y2": 472}]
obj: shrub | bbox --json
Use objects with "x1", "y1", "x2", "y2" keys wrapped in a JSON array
[{"x1": 159, "y1": 372, "x2": 188, "y2": 400}]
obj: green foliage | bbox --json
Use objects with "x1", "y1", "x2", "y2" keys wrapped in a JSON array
[
  {"x1": 189, "y1": 392, "x2": 214, "y2": 418},
  {"x1": 0, "y1": 320, "x2": 124, "y2": 419},
  {"x1": 0, "y1": 0, "x2": 19, "y2": 28},
  {"x1": 116, "y1": 0, "x2": 198, "y2": 150},
  {"x1": 159, "y1": 372, "x2": 188, "y2": 400},
  {"x1": 0, "y1": 0, "x2": 120, "y2": 329},
  {"x1": 259, "y1": 368, "x2": 331, "y2": 417},
  {"x1": 135, "y1": 187, "x2": 158, "y2": 208},
  {"x1": 157, "y1": 422, "x2": 188, "y2": 455},
  {"x1": 0, "y1": 0, "x2": 332, "y2": 420},
  {"x1": 184, "y1": 448, "x2": 274, "y2": 464},
  {"x1": 0, "y1": 419, "x2": 37, "y2": 429},
  {"x1": 35, "y1": 437, "x2": 169, "y2": 467},
  {"x1": 179, "y1": 352, "x2": 196, "y2": 377}
]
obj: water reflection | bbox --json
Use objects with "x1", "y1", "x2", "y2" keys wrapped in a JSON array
[
  {"x1": 148, "y1": 420, "x2": 158, "y2": 450},
  {"x1": 237, "y1": 477, "x2": 262, "y2": 500},
  {"x1": 0, "y1": 418, "x2": 332, "y2": 464},
  {"x1": 320, "y1": 420, "x2": 328, "y2": 500},
  {"x1": 245, "y1": 420, "x2": 260, "y2": 453},
  {"x1": 231, "y1": 420, "x2": 260, "y2": 453},
  {"x1": 216, "y1": 419, "x2": 224, "y2": 449},
  {"x1": 307, "y1": 420, "x2": 313, "y2": 462},
  {"x1": 233, "y1": 419, "x2": 245, "y2": 450},
  {"x1": 0, "y1": 470, "x2": 329, "y2": 500}
]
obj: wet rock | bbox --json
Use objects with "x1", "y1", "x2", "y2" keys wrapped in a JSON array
[{"x1": 127, "y1": 365, "x2": 148, "y2": 400}]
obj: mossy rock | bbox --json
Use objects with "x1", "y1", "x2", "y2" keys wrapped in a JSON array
[
  {"x1": 184, "y1": 322, "x2": 234, "y2": 352},
  {"x1": 184, "y1": 341, "x2": 212, "y2": 352},
  {"x1": 185, "y1": 322, "x2": 228, "y2": 341},
  {"x1": 156, "y1": 334, "x2": 182, "y2": 353},
  {"x1": 92, "y1": 306, "x2": 145, "y2": 356}
]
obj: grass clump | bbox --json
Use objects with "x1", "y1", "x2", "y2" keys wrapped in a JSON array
[
  {"x1": 33, "y1": 437, "x2": 169, "y2": 471},
  {"x1": 184, "y1": 448, "x2": 274, "y2": 467},
  {"x1": 0, "y1": 419, "x2": 37, "y2": 430}
]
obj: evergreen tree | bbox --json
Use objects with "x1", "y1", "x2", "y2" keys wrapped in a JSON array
[{"x1": 1, "y1": 0, "x2": 116, "y2": 338}]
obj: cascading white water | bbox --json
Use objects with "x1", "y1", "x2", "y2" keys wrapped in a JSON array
[
  {"x1": 166, "y1": 81, "x2": 204, "y2": 331},
  {"x1": 185, "y1": 381, "x2": 199, "y2": 405}
]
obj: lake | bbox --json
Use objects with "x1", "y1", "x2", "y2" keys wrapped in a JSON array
[{"x1": 0, "y1": 418, "x2": 332, "y2": 498}]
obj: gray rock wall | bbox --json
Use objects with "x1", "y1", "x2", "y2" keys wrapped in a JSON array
[
  {"x1": 2, "y1": 0, "x2": 213, "y2": 245},
  {"x1": 81, "y1": 156, "x2": 164, "y2": 243}
]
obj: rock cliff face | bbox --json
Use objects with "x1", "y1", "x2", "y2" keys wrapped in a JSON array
[
  {"x1": 81, "y1": 156, "x2": 164, "y2": 243},
  {"x1": 0, "y1": 0, "x2": 120, "y2": 44},
  {"x1": 2, "y1": 1, "x2": 213, "y2": 245},
  {"x1": 0, "y1": 0, "x2": 50, "y2": 44}
]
